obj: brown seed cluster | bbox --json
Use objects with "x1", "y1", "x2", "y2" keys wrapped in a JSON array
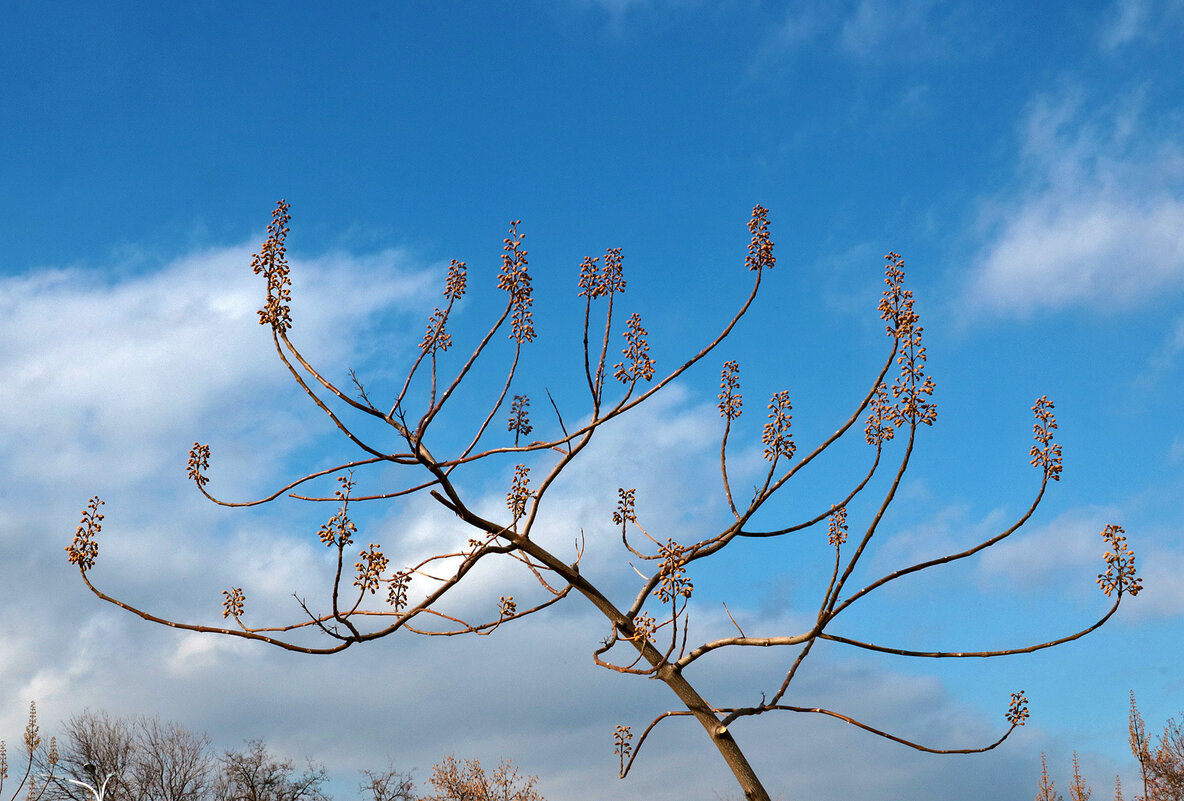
[
  {"x1": 827, "y1": 505, "x2": 848, "y2": 547},
  {"x1": 718, "y1": 361, "x2": 742, "y2": 421},
  {"x1": 745, "y1": 205, "x2": 775, "y2": 272},
  {"x1": 762, "y1": 390, "x2": 795, "y2": 462},
  {"x1": 626, "y1": 611, "x2": 656, "y2": 643},
  {"x1": 318, "y1": 476, "x2": 358, "y2": 547},
  {"x1": 444, "y1": 258, "x2": 467, "y2": 301},
  {"x1": 508, "y1": 394, "x2": 532, "y2": 445},
  {"x1": 578, "y1": 247, "x2": 626, "y2": 299},
  {"x1": 614, "y1": 313, "x2": 655, "y2": 383},
  {"x1": 879, "y1": 252, "x2": 917, "y2": 337},
  {"x1": 864, "y1": 382, "x2": 896, "y2": 446},
  {"x1": 1029, "y1": 396, "x2": 1063, "y2": 481},
  {"x1": 355, "y1": 544, "x2": 389, "y2": 594},
  {"x1": 613, "y1": 488, "x2": 637, "y2": 531},
  {"x1": 250, "y1": 200, "x2": 293, "y2": 334},
  {"x1": 186, "y1": 442, "x2": 211, "y2": 487},
  {"x1": 66, "y1": 496, "x2": 104, "y2": 571},
  {"x1": 613, "y1": 724, "x2": 633, "y2": 769},
  {"x1": 878, "y1": 253, "x2": 937, "y2": 428},
  {"x1": 499, "y1": 596, "x2": 517, "y2": 617},
  {"x1": 1006, "y1": 690, "x2": 1030, "y2": 726},
  {"x1": 420, "y1": 308, "x2": 453, "y2": 354},
  {"x1": 654, "y1": 539, "x2": 693, "y2": 605},
  {"x1": 1098, "y1": 524, "x2": 1142, "y2": 597},
  {"x1": 498, "y1": 221, "x2": 535, "y2": 344},
  {"x1": 386, "y1": 570, "x2": 411, "y2": 610},
  {"x1": 506, "y1": 464, "x2": 532, "y2": 520},
  {"x1": 221, "y1": 587, "x2": 245, "y2": 619}
]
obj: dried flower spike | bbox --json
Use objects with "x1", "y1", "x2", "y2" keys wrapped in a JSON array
[
  {"x1": 386, "y1": 570, "x2": 411, "y2": 610},
  {"x1": 614, "y1": 313, "x2": 655, "y2": 383},
  {"x1": 626, "y1": 611, "x2": 656, "y2": 643},
  {"x1": 879, "y1": 252, "x2": 917, "y2": 338},
  {"x1": 718, "y1": 361, "x2": 742, "y2": 421},
  {"x1": 499, "y1": 596, "x2": 517, "y2": 617},
  {"x1": 421, "y1": 308, "x2": 453, "y2": 354},
  {"x1": 250, "y1": 200, "x2": 293, "y2": 334},
  {"x1": 864, "y1": 382, "x2": 896, "y2": 446},
  {"x1": 762, "y1": 390, "x2": 795, "y2": 461},
  {"x1": 507, "y1": 464, "x2": 532, "y2": 520},
  {"x1": 577, "y1": 255, "x2": 601, "y2": 299},
  {"x1": 655, "y1": 539, "x2": 692, "y2": 604},
  {"x1": 22, "y1": 702, "x2": 39, "y2": 754},
  {"x1": 1006, "y1": 690, "x2": 1029, "y2": 726},
  {"x1": 187, "y1": 442, "x2": 211, "y2": 487},
  {"x1": 508, "y1": 394, "x2": 532, "y2": 445},
  {"x1": 318, "y1": 475, "x2": 357, "y2": 547},
  {"x1": 745, "y1": 206, "x2": 775, "y2": 272},
  {"x1": 1097, "y1": 524, "x2": 1142, "y2": 597},
  {"x1": 499, "y1": 221, "x2": 535, "y2": 344},
  {"x1": 444, "y1": 259, "x2": 467, "y2": 301},
  {"x1": 613, "y1": 487, "x2": 637, "y2": 529},
  {"x1": 222, "y1": 587, "x2": 245, "y2": 619},
  {"x1": 1029, "y1": 396, "x2": 1063, "y2": 481},
  {"x1": 355, "y1": 544, "x2": 389, "y2": 594},
  {"x1": 67, "y1": 496, "x2": 104, "y2": 571},
  {"x1": 827, "y1": 505, "x2": 848, "y2": 547},
  {"x1": 613, "y1": 724, "x2": 633, "y2": 772}
]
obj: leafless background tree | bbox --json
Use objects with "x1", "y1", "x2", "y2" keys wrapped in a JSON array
[
  {"x1": 357, "y1": 761, "x2": 414, "y2": 801},
  {"x1": 1031, "y1": 693, "x2": 1184, "y2": 801},
  {"x1": 214, "y1": 739, "x2": 328, "y2": 801},
  {"x1": 418, "y1": 756, "x2": 542, "y2": 801},
  {"x1": 32, "y1": 710, "x2": 212, "y2": 801},
  {"x1": 1129, "y1": 694, "x2": 1184, "y2": 801},
  {"x1": 5, "y1": 706, "x2": 451, "y2": 801},
  {"x1": 69, "y1": 202, "x2": 1144, "y2": 800}
]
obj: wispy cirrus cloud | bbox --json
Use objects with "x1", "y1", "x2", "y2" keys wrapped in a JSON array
[
  {"x1": 1098, "y1": 0, "x2": 1184, "y2": 50},
  {"x1": 751, "y1": 0, "x2": 958, "y2": 67},
  {"x1": 964, "y1": 86, "x2": 1184, "y2": 318}
]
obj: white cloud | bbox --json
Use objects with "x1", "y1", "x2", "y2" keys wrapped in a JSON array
[
  {"x1": 977, "y1": 504, "x2": 1120, "y2": 594},
  {"x1": 1098, "y1": 0, "x2": 1184, "y2": 49},
  {"x1": 966, "y1": 88, "x2": 1184, "y2": 317},
  {"x1": 1100, "y1": 0, "x2": 1153, "y2": 48},
  {"x1": 0, "y1": 244, "x2": 433, "y2": 491}
]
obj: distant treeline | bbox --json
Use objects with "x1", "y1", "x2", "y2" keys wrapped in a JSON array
[{"x1": 0, "y1": 703, "x2": 542, "y2": 801}]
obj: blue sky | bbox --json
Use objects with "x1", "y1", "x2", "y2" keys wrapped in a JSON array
[{"x1": 1, "y1": 1, "x2": 1182, "y2": 799}]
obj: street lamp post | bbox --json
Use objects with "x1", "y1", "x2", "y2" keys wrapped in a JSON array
[{"x1": 63, "y1": 764, "x2": 117, "y2": 801}]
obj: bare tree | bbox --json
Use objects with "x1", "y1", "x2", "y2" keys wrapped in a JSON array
[
  {"x1": 1037, "y1": 753, "x2": 1064, "y2": 801},
  {"x1": 1, "y1": 702, "x2": 58, "y2": 801},
  {"x1": 1150, "y1": 714, "x2": 1184, "y2": 801},
  {"x1": 358, "y1": 761, "x2": 414, "y2": 801},
  {"x1": 1043, "y1": 695, "x2": 1184, "y2": 801},
  {"x1": 1128, "y1": 694, "x2": 1184, "y2": 801},
  {"x1": 1070, "y1": 751, "x2": 1092, "y2": 801},
  {"x1": 133, "y1": 718, "x2": 214, "y2": 801},
  {"x1": 37, "y1": 710, "x2": 214, "y2": 801},
  {"x1": 69, "y1": 202, "x2": 1145, "y2": 801},
  {"x1": 48, "y1": 710, "x2": 137, "y2": 801},
  {"x1": 215, "y1": 740, "x2": 328, "y2": 801},
  {"x1": 419, "y1": 756, "x2": 542, "y2": 801},
  {"x1": 1132, "y1": 693, "x2": 1154, "y2": 801}
]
